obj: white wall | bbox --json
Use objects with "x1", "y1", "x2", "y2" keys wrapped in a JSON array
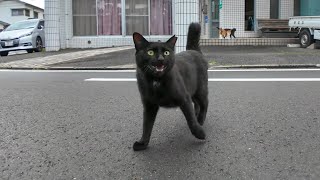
[
  {"x1": 57, "y1": 0, "x2": 173, "y2": 50},
  {"x1": 279, "y1": 0, "x2": 294, "y2": 19},
  {"x1": 219, "y1": 0, "x2": 258, "y2": 38},
  {"x1": 25, "y1": 5, "x2": 44, "y2": 19},
  {"x1": 0, "y1": 1, "x2": 44, "y2": 25},
  {"x1": 201, "y1": 0, "x2": 296, "y2": 38}
]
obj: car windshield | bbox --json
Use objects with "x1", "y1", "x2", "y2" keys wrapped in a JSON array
[{"x1": 5, "y1": 20, "x2": 38, "y2": 31}]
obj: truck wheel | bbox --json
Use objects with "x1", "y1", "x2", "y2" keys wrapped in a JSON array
[
  {"x1": 0, "y1": 51, "x2": 8, "y2": 56},
  {"x1": 315, "y1": 40, "x2": 320, "y2": 49},
  {"x1": 299, "y1": 30, "x2": 313, "y2": 48}
]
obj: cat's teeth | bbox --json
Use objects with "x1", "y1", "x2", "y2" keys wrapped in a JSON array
[{"x1": 156, "y1": 65, "x2": 164, "y2": 72}]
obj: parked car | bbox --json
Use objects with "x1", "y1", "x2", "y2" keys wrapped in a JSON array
[{"x1": 0, "y1": 19, "x2": 45, "y2": 56}]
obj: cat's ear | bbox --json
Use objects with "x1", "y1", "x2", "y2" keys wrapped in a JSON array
[
  {"x1": 133, "y1": 32, "x2": 149, "y2": 50},
  {"x1": 166, "y1": 35, "x2": 177, "y2": 49}
]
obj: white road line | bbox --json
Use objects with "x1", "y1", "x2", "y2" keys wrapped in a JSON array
[
  {"x1": 207, "y1": 69, "x2": 320, "y2": 72},
  {"x1": 208, "y1": 78, "x2": 320, "y2": 81},
  {"x1": 84, "y1": 78, "x2": 320, "y2": 82},
  {"x1": 0, "y1": 69, "x2": 136, "y2": 73},
  {"x1": 2, "y1": 69, "x2": 320, "y2": 73},
  {"x1": 85, "y1": 78, "x2": 137, "y2": 82}
]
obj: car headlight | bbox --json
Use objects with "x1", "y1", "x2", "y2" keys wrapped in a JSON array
[{"x1": 19, "y1": 32, "x2": 33, "y2": 38}]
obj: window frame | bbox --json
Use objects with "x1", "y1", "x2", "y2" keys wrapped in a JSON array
[
  {"x1": 270, "y1": 0, "x2": 280, "y2": 19},
  {"x1": 125, "y1": 0, "x2": 150, "y2": 36},
  {"x1": 72, "y1": 0, "x2": 173, "y2": 37},
  {"x1": 34, "y1": 11, "x2": 39, "y2": 19},
  {"x1": 244, "y1": 0, "x2": 255, "y2": 31},
  {"x1": 25, "y1": 9, "x2": 30, "y2": 17},
  {"x1": 11, "y1": 9, "x2": 25, "y2": 16}
]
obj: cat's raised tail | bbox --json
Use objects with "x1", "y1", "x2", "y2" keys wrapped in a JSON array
[{"x1": 186, "y1": 23, "x2": 201, "y2": 53}]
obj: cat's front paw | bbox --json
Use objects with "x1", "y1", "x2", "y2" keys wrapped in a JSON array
[
  {"x1": 192, "y1": 127, "x2": 206, "y2": 140},
  {"x1": 133, "y1": 141, "x2": 148, "y2": 151}
]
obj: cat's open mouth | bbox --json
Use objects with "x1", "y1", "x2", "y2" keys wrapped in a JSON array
[{"x1": 154, "y1": 64, "x2": 166, "y2": 72}]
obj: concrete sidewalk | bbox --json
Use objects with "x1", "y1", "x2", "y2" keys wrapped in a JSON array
[
  {"x1": 51, "y1": 46, "x2": 320, "y2": 69},
  {"x1": 0, "y1": 45, "x2": 320, "y2": 69},
  {"x1": 0, "y1": 46, "x2": 133, "y2": 69}
]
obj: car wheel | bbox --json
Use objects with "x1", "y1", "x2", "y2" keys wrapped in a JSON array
[
  {"x1": 0, "y1": 51, "x2": 9, "y2": 56},
  {"x1": 34, "y1": 37, "x2": 43, "y2": 52},
  {"x1": 27, "y1": 49, "x2": 34, "y2": 53},
  {"x1": 299, "y1": 29, "x2": 313, "y2": 48}
]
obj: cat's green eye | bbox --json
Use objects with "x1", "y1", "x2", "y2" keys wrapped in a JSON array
[
  {"x1": 147, "y1": 50, "x2": 154, "y2": 56},
  {"x1": 164, "y1": 51, "x2": 170, "y2": 56}
]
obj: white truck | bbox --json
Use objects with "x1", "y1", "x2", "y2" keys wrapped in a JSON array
[{"x1": 289, "y1": 16, "x2": 320, "y2": 48}]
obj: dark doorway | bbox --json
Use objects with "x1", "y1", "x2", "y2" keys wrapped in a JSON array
[
  {"x1": 270, "y1": 0, "x2": 279, "y2": 19},
  {"x1": 245, "y1": 0, "x2": 254, "y2": 31},
  {"x1": 294, "y1": 0, "x2": 300, "y2": 16}
]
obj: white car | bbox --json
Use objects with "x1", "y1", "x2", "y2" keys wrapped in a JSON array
[{"x1": 0, "y1": 19, "x2": 45, "y2": 56}]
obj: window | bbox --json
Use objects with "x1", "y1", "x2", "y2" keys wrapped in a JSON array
[
  {"x1": 34, "y1": 11, "x2": 39, "y2": 18},
  {"x1": 125, "y1": 0, "x2": 149, "y2": 35},
  {"x1": 38, "y1": 21, "x2": 44, "y2": 28},
  {"x1": 97, "y1": 0, "x2": 122, "y2": 35},
  {"x1": 72, "y1": 0, "x2": 97, "y2": 36},
  {"x1": 270, "y1": 0, "x2": 279, "y2": 19},
  {"x1": 25, "y1": 9, "x2": 30, "y2": 17},
  {"x1": 245, "y1": 0, "x2": 254, "y2": 31},
  {"x1": 72, "y1": 0, "x2": 172, "y2": 36},
  {"x1": 11, "y1": 9, "x2": 24, "y2": 16},
  {"x1": 126, "y1": 0, "x2": 172, "y2": 35},
  {"x1": 5, "y1": 20, "x2": 39, "y2": 31},
  {"x1": 150, "y1": 0, "x2": 172, "y2": 35}
]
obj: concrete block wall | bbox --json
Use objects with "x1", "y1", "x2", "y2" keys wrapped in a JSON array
[
  {"x1": 44, "y1": 0, "x2": 61, "y2": 51},
  {"x1": 280, "y1": 0, "x2": 294, "y2": 19},
  {"x1": 174, "y1": 0, "x2": 199, "y2": 53},
  {"x1": 256, "y1": 0, "x2": 270, "y2": 19},
  {"x1": 219, "y1": 0, "x2": 257, "y2": 38},
  {"x1": 46, "y1": 0, "x2": 200, "y2": 52},
  {"x1": 45, "y1": 0, "x2": 297, "y2": 51}
]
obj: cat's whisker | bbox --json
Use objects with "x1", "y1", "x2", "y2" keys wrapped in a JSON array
[{"x1": 144, "y1": 65, "x2": 149, "y2": 73}]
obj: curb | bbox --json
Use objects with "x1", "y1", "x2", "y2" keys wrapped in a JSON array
[
  {"x1": 210, "y1": 64, "x2": 320, "y2": 69},
  {"x1": 0, "y1": 66, "x2": 136, "y2": 70},
  {"x1": 0, "y1": 64, "x2": 320, "y2": 70}
]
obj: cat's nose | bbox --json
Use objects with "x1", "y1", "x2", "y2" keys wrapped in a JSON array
[{"x1": 158, "y1": 55, "x2": 164, "y2": 61}]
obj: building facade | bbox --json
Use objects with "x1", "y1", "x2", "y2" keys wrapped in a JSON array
[
  {"x1": 0, "y1": 0, "x2": 44, "y2": 31},
  {"x1": 200, "y1": 0, "x2": 320, "y2": 39},
  {"x1": 45, "y1": 0, "x2": 199, "y2": 53},
  {"x1": 44, "y1": 0, "x2": 320, "y2": 51}
]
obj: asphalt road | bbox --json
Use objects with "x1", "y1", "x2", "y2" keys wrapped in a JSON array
[{"x1": 1, "y1": 69, "x2": 320, "y2": 179}]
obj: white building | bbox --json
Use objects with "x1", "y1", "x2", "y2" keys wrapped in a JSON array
[
  {"x1": 44, "y1": 0, "x2": 320, "y2": 51},
  {"x1": 200, "y1": 0, "x2": 320, "y2": 38},
  {"x1": 44, "y1": 0, "x2": 199, "y2": 53},
  {"x1": 0, "y1": 0, "x2": 44, "y2": 31}
]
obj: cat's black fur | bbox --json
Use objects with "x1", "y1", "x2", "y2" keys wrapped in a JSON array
[{"x1": 132, "y1": 23, "x2": 208, "y2": 151}]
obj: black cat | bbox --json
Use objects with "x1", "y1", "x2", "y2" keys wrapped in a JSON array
[{"x1": 132, "y1": 23, "x2": 208, "y2": 151}]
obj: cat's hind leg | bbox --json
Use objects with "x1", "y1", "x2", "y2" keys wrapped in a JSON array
[
  {"x1": 180, "y1": 96, "x2": 206, "y2": 139},
  {"x1": 194, "y1": 93, "x2": 208, "y2": 126},
  {"x1": 194, "y1": 80, "x2": 208, "y2": 126}
]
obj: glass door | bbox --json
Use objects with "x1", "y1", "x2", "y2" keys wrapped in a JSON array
[{"x1": 210, "y1": 0, "x2": 220, "y2": 38}]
